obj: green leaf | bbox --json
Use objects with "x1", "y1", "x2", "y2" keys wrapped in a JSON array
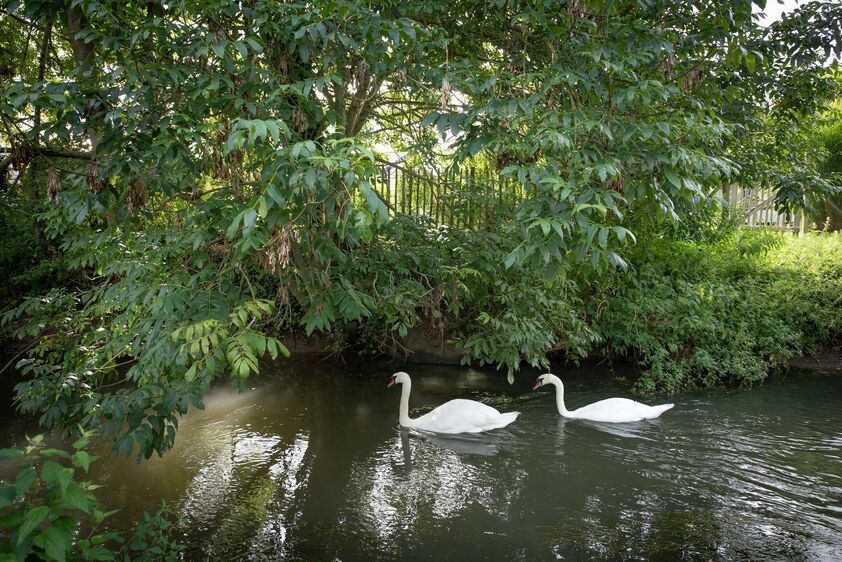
[
  {"x1": 115, "y1": 435, "x2": 134, "y2": 458},
  {"x1": 18, "y1": 506, "x2": 49, "y2": 543},
  {"x1": 15, "y1": 467, "x2": 36, "y2": 497},
  {"x1": 358, "y1": 181, "x2": 388, "y2": 223},
  {"x1": 267, "y1": 184, "x2": 286, "y2": 207},
  {"x1": 212, "y1": 38, "x2": 228, "y2": 58},
  {"x1": 40, "y1": 448, "x2": 71, "y2": 459},
  {"x1": 81, "y1": 546, "x2": 114, "y2": 560},
  {"x1": 36, "y1": 526, "x2": 71, "y2": 562},
  {"x1": 226, "y1": 211, "x2": 244, "y2": 240},
  {"x1": 243, "y1": 209, "x2": 257, "y2": 232},
  {"x1": 0, "y1": 486, "x2": 15, "y2": 509},
  {"x1": 71, "y1": 451, "x2": 95, "y2": 473},
  {"x1": 60, "y1": 483, "x2": 92, "y2": 513},
  {"x1": 664, "y1": 168, "x2": 682, "y2": 189},
  {"x1": 244, "y1": 37, "x2": 263, "y2": 53},
  {"x1": 40, "y1": 460, "x2": 63, "y2": 483},
  {"x1": 41, "y1": 461, "x2": 73, "y2": 495}
]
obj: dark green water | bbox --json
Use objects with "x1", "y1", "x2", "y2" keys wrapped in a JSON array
[{"x1": 2, "y1": 362, "x2": 841, "y2": 561}]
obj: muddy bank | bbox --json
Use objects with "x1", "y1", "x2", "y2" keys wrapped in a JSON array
[{"x1": 788, "y1": 338, "x2": 842, "y2": 373}]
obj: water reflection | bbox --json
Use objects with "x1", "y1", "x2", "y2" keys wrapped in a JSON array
[
  {"x1": 577, "y1": 419, "x2": 659, "y2": 441},
  {"x1": 413, "y1": 429, "x2": 502, "y2": 457},
  {"x1": 347, "y1": 427, "x2": 528, "y2": 553}
]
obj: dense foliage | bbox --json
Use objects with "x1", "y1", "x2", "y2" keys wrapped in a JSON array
[
  {"x1": 813, "y1": 99, "x2": 842, "y2": 229},
  {"x1": 593, "y1": 230, "x2": 842, "y2": 392},
  {"x1": 1, "y1": 0, "x2": 841, "y2": 554}
]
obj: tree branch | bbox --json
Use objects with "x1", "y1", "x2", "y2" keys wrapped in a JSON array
[{"x1": 0, "y1": 146, "x2": 93, "y2": 162}]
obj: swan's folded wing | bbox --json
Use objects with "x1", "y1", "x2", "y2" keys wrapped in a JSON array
[
  {"x1": 572, "y1": 397, "x2": 672, "y2": 423},
  {"x1": 415, "y1": 399, "x2": 510, "y2": 433}
]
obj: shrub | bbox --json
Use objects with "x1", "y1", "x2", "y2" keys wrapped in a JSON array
[{"x1": 591, "y1": 231, "x2": 842, "y2": 392}]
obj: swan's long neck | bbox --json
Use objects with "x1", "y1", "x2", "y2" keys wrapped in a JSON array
[
  {"x1": 549, "y1": 376, "x2": 570, "y2": 417},
  {"x1": 399, "y1": 380, "x2": 414, "y2": 427}
]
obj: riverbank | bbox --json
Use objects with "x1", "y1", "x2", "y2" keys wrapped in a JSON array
[{"x1": 788, "y1": 338, "x2": 842, "y2": 373}]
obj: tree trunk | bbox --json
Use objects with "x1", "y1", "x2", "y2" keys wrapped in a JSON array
[
  {"x1": 65, "y1": 7, "x2": 101, "y2": 152},
  {"x1": 33, "y1": 19, "x2": 53, "y2": 142}
]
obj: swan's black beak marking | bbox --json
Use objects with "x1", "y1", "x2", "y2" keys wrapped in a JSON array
[
  {"x1": 532, "y1": 379, "x2": 543, "y2": 390},
  {"x1": 386, "y1": 376, "x2": 396, "y2": 389}
]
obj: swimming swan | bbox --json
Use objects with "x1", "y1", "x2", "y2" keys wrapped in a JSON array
[
  {"x1": 533, "y1": 373, "x2": 673, "y2": 423},
  {"x1": 387, "y1": 372, "x2": 520, "y2": 433}
]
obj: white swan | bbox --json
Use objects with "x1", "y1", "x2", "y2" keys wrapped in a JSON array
[
  {"x1": 533, "y1": 373, "x2": 673, "y2": 423},
  {"x1": 387, "y1": 372, "x2": 520, "y2": 434}
]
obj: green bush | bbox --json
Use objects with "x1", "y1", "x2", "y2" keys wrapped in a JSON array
[
  {"x1": 592, "y1": 231, "x2": 842, "y2": 392},
  {"x1": 0, "y1": 196, "x2": 65, "y2": 306},
  {"x1": 314, "y1": 216, "x2": 597, "y2": 374}
]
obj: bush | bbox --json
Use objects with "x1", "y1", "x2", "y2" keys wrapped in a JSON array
[
  {"x1": 591, "y1": 231, "x2": 842, "y2": 392},
  {"x1": 0, "y1": 195, "x2": 65, "y2": 306},
  {"x1": 320, "y1": 216, "x2": 597, "y2": 374}
]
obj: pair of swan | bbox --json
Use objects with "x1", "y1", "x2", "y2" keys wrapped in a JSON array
[{"x1": 387, "y1": 372, "x2": 673, "y2": 434}]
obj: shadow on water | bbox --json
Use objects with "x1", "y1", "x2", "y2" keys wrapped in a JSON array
[{"x1": 1, "y1": 359, "x2": 841, "y2": 560}]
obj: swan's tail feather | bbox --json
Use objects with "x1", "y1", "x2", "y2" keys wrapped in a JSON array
[
  {"x1": 493, "y1": 411, "x2": 520, "y2": 429},
  {"x1": 649, "y1": 403, "x2": 674, "y2": 418}
]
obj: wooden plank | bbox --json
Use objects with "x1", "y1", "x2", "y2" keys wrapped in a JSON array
[{"x1": 400, "y1": 166, "x2": 406, "y2": 214}]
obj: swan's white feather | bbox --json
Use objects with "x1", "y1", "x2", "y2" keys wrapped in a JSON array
[
  {"x1": 410, "y1": 398, "x2": 520, "y2": 434},
  {"x1": 569, "y1": 397, "x2": 673, "y2": 423}
]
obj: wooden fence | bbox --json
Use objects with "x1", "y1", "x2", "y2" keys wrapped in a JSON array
[
  {"x1": 371, "y1": 162, "x2": 523, "y2": 229},
  {"x1": 725, "y1": 184, "x2": 805, "y2": 232},
  {"x1": 370, "y1": 166, "x2": 805, "y2": 233}
]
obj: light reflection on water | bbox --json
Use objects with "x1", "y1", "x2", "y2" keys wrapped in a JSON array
[{"x1": 1, "y1": 362, "x2": 841, "y2": 560}]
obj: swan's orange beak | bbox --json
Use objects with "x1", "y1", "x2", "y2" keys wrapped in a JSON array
[
  {"x1": 532, "y1": 379, "x2": 543, "y2": 390},
  {"x1": 386, "y1": 377, "x2": 396, "y2": 389}
]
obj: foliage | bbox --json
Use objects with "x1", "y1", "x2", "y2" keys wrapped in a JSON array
[
  {"x1": 324, "y1": 216, "x2": 598, "y2": 373},
  {"x1": 0, "y1": 192, "x2": 65, "y2": 305},
  {"x1": 0, "y1": 217, "x2": 288, "y2": 459},
  {"x1": 591, "y1": 231, "x2": 842, "y2": 392},
  {"x1": 1, "y1": 0, "x2": 840, "y2": 556},
  {"x1": 811, "y1": 98, "x2": 842, "y2": 229},
  {"x1": 819, "y1": 100, "x2": 842, "y2": 176},
  {"x1": 0, "y1": 432, "x2": 182, "y2": 561}
]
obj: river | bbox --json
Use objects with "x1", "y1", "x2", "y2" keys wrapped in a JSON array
[{"x1": 2, "y1": 361, "x2": 841, "y2": 560}]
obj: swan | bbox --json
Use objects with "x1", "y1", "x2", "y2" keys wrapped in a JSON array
[
  {"x1": 533, "y1": 373, "x2": 673, "y2": 423},
  {"x1": 387, "y1": 372, "x2": 520, "y2": 434}
]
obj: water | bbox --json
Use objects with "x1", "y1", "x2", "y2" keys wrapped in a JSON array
[{"x1": 2, "y1": 361, "x2": 841, "y2": 561}]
